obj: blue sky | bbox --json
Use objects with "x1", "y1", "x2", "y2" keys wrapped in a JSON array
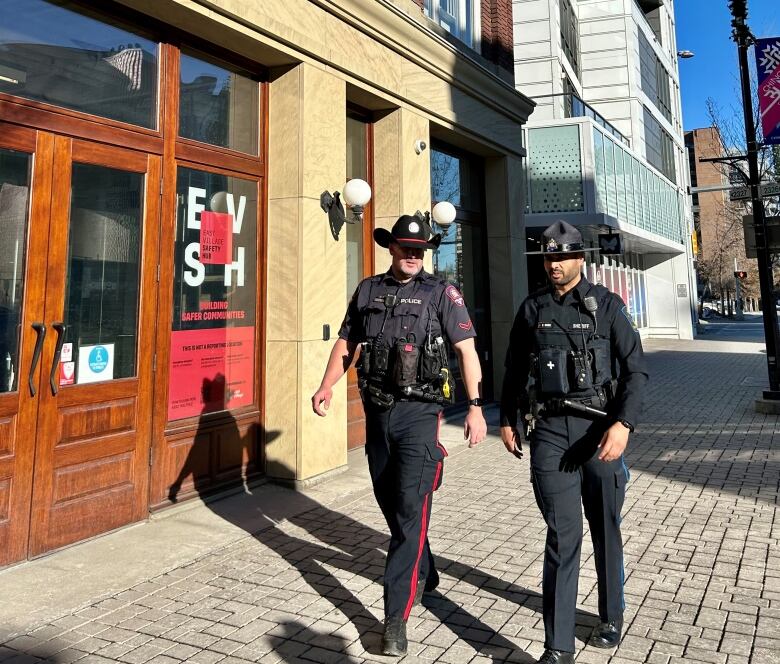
[{"x1": 677, "y1": 0, "x2": 779, "y2": 131}]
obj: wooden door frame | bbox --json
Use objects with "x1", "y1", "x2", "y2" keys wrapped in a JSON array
[
  {"x1": 148, "y1": 47, "x2": 267, "y2": 507},
  {"x1": 346, "y1": 110, "x2": 375, "y2": 451},
  {"x1": 26, "y1": 136, "x2": 161, "y2": 557},
  {"x1": 0, "y1": 125, "x2": 54, "y2": 566}
]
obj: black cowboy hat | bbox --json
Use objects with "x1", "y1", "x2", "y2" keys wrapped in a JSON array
[
  {"x1": 374, "y1": 214, "x2": 442, "y2": 250},
  {"x1": 526, "y1": 220, "x2": 600, "y2": 255}
]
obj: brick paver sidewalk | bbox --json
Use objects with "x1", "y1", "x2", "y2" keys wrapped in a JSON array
[{"x1": 1, "y1": 337, "x2": 778, "y2": 664}]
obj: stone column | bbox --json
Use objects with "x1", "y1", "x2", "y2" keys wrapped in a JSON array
[
  {"x1": 372, "y1": 108, "x2": 431, "y2": 270},
  {"x1": 265, "y1": 62, "x2": 348, "y2": 484},
  {"x1": 485, "y1": 154, "x2": 528, "y2": 396}
]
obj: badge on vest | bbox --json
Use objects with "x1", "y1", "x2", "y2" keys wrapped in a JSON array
[{"x1": 537, "y1": 322, "x2": 553, "y2": 329}]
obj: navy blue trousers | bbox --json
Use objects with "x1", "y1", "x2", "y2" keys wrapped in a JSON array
[
  {"x1": 530, "y1": 415, "x2": 628, "y2": 653},
  {"x1": 364, "y1": 400, "x2": 446, "y2": 620}
]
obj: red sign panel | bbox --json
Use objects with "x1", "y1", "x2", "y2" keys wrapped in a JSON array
[
  {"x1": 168, "y1": 326, "x2": 255, "y2": 420},
  {"x1": 199, "y1": 211, "x2": 233, "y2": 264}
]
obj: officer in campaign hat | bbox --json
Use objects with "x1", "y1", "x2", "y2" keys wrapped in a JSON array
[
  {"x1": 500, "y1": 220, "x2": 648, "y2": 664},
  {"x1": 312, "y1": 213, "x2": 488, "y2": 656}
]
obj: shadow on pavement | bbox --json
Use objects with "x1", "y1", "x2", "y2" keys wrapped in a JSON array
[{"x1": 164, "y1": 408, "x2": 574, "y2": 661}]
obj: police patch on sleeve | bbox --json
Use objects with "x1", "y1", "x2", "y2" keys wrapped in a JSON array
[
  {"x1": 621, "y1": 305, "x2": 637, "y2": 329},
  {"x1": 445, "y1": 285, "x2": 465, "y2": 307}
]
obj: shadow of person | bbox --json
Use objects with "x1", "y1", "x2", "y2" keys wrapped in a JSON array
[
  {"x1": 165, "y1": 386, "x2": 591, "y2": 659},
  {"x1": 168, "y1": 374, "x2": 269, "y2": 503}
]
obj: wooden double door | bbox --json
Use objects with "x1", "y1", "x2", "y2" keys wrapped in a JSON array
[{"x1": 0, "y1": 124, "x2": 159, "y2": 566}]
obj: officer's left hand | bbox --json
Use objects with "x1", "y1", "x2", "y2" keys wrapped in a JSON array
[
  {"x1": 598, "y1": 422, "x2": 630, "y2": 461},
  {"x1": 464, "y1": 407, "x2": 487, "y2": 447}
]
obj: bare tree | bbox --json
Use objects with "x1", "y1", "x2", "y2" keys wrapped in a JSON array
[{"x1": 697, "y1": 87, "x2": 780, "y2": 312}]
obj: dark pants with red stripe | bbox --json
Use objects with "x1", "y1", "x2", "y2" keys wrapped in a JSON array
[{"x1": 364, "y1": 400, "x2": 446, "y2": 620}]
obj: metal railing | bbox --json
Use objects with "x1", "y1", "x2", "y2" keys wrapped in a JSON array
[{"x1": 533, "y1": 92, "x2": 630, "y2": 146}]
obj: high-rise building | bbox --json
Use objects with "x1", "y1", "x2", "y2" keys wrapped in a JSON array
[{"x1": 513, "y1": 0, "x2": 696, "y2": 338}]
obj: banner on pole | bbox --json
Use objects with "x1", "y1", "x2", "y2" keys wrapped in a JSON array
[{"x1": 755, "y1": 37, "x2": 780, "y2": 145}]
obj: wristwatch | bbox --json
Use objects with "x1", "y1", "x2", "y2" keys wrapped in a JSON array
[
  {"x1": 468, "y1": 398, "x2": 484, "y2": 407},
  {"x1": 617, "y1": 419, "x2": 634, "y2": 432}
]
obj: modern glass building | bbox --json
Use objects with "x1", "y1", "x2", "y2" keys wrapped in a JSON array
[{"x1": 513, "y1": 0, "x2": 696, "y2": 338}]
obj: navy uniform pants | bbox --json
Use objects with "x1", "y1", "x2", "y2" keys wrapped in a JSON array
[
  {"x1": 364, "y1": 400, "x2": 447, "y2": 620},
  {"x1": 530, "y1": 414, "x2": 629, "y2": 653}
]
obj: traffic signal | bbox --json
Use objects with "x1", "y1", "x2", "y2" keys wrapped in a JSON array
[
  {"x1": 734, "y1": 270, "x2": 748, "y2": 279},
  {"x1": 728, "y1": 0, "x2": 747, "y2": 19}
]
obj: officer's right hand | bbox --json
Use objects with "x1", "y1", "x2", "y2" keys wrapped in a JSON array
[
  {"x1": 500, "y1": 425, "x2": 523, "y2": 459},
  {"x1": 311, "y1": 386, "x2": 333, "y2": 417}
]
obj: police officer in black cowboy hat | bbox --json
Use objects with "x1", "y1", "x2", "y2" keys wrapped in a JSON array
[
  {"x1": 312, "y1": 214, "x2": 487, "y2": 656},
  {"x1": 500, "y1": 220, "x2": 648, "y2": 664}
]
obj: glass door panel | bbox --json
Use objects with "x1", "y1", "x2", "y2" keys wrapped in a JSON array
[
  {"x1": 63, "y1": 164, "x2": 143, "y2": 385},
  {"x1": 0, "y1": 148, "x2": 31, "y2": 394},
  {"x1": 0, "y1": 135, "x2": 41, "y2": 567}
]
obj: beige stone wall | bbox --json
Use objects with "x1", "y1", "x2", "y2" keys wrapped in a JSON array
[
  {"x1": 118, "y1": 0, "x2": 532, "y2": 158},
  {"x1": 117, "y1": 0, "x2": 533, "y2": 482},
  {"x1": 265, "y1": 63, "x2": 348, "y2": 482}
]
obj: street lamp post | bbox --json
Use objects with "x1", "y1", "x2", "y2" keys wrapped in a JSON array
[{"x1": 729, "y1": 0, "x2": 780, "y2": 398}]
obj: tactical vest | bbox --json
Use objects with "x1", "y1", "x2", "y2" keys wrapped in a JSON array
[
  {"x1": 531, "y1": 284, "x2": 613, "y2": 403},
  {"x1": 357, "y1": 276, "x2": 451, "y2": 406}
]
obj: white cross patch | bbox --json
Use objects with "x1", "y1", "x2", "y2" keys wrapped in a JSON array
[{"x1": 546, "y1": 361, "x2": 555, "y2": 370}]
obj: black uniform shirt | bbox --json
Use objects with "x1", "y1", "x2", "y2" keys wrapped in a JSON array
[
  {"x1": 500, "y1": 276, "x2": 648, "y2": 429},
  {"x1": 338, "y1": 269, "x2": 476, "y2": 348}
]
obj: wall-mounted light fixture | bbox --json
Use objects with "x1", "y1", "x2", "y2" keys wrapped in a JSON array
[
  {"x1": 677, "y1": 50, "x2": 695, "y2": 59},
  {"x1": 416, "y1": 200, "x2": 457, "y2": 238},
  {"x1": 320, "y1": 178, "x2": 372, "y2": 241}
]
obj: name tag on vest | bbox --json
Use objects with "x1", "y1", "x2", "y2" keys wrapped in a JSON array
[{"x1": 537, "y1": 322, "x2": 553, "y2": 329}]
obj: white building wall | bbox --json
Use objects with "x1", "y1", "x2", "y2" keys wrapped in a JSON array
[{"x1": 513, "y1": 0, "x2": 697, "y2": 339}]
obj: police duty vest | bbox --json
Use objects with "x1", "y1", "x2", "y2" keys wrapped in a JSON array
[
  {"x1": 358, "y1": 276, "x2": 448, "y2": 389},
  {"x1": 531, "y1": 284, "x2": 613, "y2": 399}
]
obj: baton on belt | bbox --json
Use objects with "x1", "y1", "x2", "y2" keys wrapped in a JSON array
[{"x1": 559, "y1": 398, "x2": 608, "y2": 418}]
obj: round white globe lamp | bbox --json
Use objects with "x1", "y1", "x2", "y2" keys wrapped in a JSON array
[
  {"x1": 431, "y1": 201, "x2": 456, "y2": 229},
  {"x1": 342, "y1": 178, "x2": 372, "y2": 208}
]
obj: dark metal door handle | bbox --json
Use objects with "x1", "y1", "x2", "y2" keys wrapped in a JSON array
[
  {"x1": 50, "y1": 322, "x2": 66, "y2": 396},
  {"x1": 29, "y1": 322, "x2": 46, "y2": 397}
]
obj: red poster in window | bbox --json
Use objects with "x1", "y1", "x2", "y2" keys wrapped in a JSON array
[
  {"x1": 167, "y1": 326, "x2": 254, "y2": 420},
  {"x1": 200, "y1": 211, "x2": 233, "y2": 264}
]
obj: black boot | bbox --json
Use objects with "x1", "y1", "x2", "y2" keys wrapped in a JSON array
[
  {"x1": 536, "y1": 649, "x2": 574, "y2": 664},
  {"x1": 589, "y1": 620, "x2": 622, "y2": 648},
  {"x1": 382, "y1": 615, "x2": 408, "y2": 657}
]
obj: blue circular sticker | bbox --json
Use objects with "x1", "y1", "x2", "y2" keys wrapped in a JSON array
[{"x1": 88, "y1": 346, "x2": 108, "y2": 373}]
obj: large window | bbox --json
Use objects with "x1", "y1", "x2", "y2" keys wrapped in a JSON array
[
  {"x1": 179, "y1": 50, "x2": 260, "y2": 155},
  {"x1": 560, "y1": 0, "x2": 580, "y2": 78},
  {"x1": 643, "y1": 106, "x2": 676, "y2": 182},
  {"x1": 424, "y1": 0, "x2": 477, "y2": 49},
  {"x1": 0, "y1": 0, "x2": 158, "y2": 128},
  {"x1": 168, "y1": 168, "x2": 258, "y2": 421},
  {"x1": 430, "y1": 144, "x2": 491, "y2": 397},
  {"x1": 639, "y1": 30, "x2": 672, "y2": 122}
]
